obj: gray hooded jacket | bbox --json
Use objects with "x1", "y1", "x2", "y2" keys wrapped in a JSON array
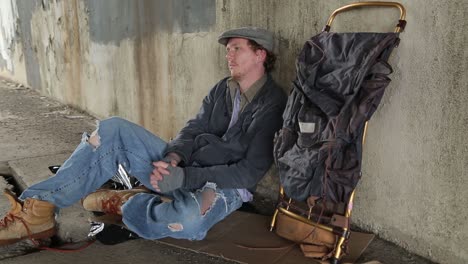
[{"x1": 165, "y1": 75, "x2": 287, "y2": 193}]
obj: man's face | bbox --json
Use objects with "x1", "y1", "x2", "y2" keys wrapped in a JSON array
[{"x1": 225, "y1": 38, "x2": 263, "y2": 80}]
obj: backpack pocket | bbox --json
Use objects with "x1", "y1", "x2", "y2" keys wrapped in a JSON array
[{"x1": 297, "y1": 104, "x2": 322, "y2": 148}]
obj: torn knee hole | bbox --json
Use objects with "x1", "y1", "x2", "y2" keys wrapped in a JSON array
[
  {"x1": 168, "y1": 223, "x2": 184, "y2": 232},
  {"x1": 200, "y1": 189, "x2": 216, "y2": 215},
  {"x1": 88, "y1": 131, "x2": 100, "y2": 147}
]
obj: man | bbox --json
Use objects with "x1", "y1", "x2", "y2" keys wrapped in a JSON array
[{"x1": 0, "y1": 27, "x2": 286, "y2": 245}]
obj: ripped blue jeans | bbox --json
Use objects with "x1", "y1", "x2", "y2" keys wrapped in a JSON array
[{"x1": 20, "y1": 117, "x2": 243, "y2": 240}]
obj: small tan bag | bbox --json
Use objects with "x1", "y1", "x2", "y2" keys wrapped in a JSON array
[{"x1": 275, "y1": 211, "x2": 337, "y2": 259}]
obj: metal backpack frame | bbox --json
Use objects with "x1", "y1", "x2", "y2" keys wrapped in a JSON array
[{"x1": 269, "y1": 2, "x2": 407, "y2": 263}]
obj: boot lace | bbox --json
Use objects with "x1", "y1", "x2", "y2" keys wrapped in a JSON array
[
  {"x1": 0, "y1": 212, "x2": 38, "y2": 245},
  {"x1": 0, "y1": 212, "x2": 20, "y2": 228},
  {"x1": 101, "y1": 194, "x2": 125, "y2": 215}
]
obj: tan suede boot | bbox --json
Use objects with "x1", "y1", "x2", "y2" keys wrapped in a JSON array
[
  {"x1": 0, "y1": 189, "x2": 56, "y2": 246},
  {"x1": 81, "y1": 188, "x2": 150, "y2": 215}
]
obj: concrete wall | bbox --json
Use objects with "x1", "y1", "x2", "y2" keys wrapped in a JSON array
[
  {"x1": 0, "y1": 0, "x2": 28, "y2": 84},
  {"x1": 0, "y1": 0, "x2": 467, "y2": 263},
  {"x1": 353, "y1": 2, "x2": 468, "y2": 264}
]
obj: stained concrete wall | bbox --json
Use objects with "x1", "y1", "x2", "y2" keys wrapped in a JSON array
[
  {"x1": 0, "y1": 0, "x2": 467, "y2": 263},
  {"x1": 0, "y1": 0, "x2": 28, "y2": 85}
]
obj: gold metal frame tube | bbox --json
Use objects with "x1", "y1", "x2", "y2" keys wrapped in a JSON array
[
  {"x1": 270, "y1": 209, "x2": 280, "y2": 231},
  {"x1": 362, "y1": 122, "x2": 369, "y2": 145},
  {"x1": 345, "y1": 191, "x2": 355, "y2": 218},
  {"x1": 326, "y1": 1, "x2": 406, "y2": 32},
  {"x1": 278, "y1": 207, "x2": 334, "y2": 233},
  {"x1": 334, "y1": 236, "x2": 347, "y2": 259}
]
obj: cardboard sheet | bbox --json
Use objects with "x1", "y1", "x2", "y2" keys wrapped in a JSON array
[{"x1": 160, "y1": 211, "x2": 374, "y2": 264}]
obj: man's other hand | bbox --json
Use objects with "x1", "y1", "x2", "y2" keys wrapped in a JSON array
[
  {"x1": 150, "y1": 160, "x2": 168, "y2": 192},
  {"x1": 165, "y1": 152, "x2": 181, "y2": 167},
  {"x1": 150, "y1": 160, "x2": 185, "y2": 193}
]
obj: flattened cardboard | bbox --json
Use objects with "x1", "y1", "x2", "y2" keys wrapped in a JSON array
[{"x1": 160, "y1": 211, "x2": 374, "y2": 264}]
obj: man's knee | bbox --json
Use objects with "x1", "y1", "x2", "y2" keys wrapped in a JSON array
[
  {"x1": 168, "y1": 187, "x2": 218, "y2": 234},
  {"x1": 200, "y1": 188, "x2": 216, "y2": 216},
  {"x1": 87, "y1": 117, "x2": 128, "y2": 148},
  {"x1": 88, "y1": 130, "x2": 100, "y2": 147}
]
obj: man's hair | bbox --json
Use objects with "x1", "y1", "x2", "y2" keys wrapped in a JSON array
[{"x1": 247, "y1": 40, "x2": 276, "y2": 73}]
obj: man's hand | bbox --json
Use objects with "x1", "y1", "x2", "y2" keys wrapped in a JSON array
[
  {"x1": 150, "y1": 160, "x2": 168, "y2": 192},
  {"x1": 165, "y1": 152, "x2": 181, "y2": 167},
  {"x1": 150, "y1": 152, "x2": 183, "y2": 192},
  {"x1": 150, "y1": 162, "x2": 185, "y2": 193},
  {"x1": 150, "y1": 152, "x2": 181, "y2": 191}
]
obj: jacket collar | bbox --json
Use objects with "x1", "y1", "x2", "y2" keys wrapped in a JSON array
[
  {"x1": 224, "y1": 74, "x2": 273, "y2": 116},
  {"x1": 227, "y1": 74, "x2": 267, "y2": 105}
]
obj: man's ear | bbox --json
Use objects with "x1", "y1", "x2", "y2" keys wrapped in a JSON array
[{"x1": 256, "y1": 49, "x2": 267, "y2": 63}]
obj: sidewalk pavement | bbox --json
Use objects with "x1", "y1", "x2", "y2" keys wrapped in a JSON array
[{"x1": 0, "y1": 78, "x2": 435, "y2": 263}]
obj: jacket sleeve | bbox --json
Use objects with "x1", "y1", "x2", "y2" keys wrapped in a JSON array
[
  {"x1": 182, "y1": 104, "x2": 284, "y2": 189},
  {"x1": 164, "y1": 82, "x2": 222, "y2": 165}
]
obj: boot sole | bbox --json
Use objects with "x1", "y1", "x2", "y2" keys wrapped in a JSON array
[{"x1": 0, "y1": 227, "x2": 57, "y2": 246}]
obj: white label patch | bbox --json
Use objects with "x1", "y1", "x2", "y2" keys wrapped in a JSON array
[{"x1": 299, "y1": 122, "x2": 316, "y2": 133}]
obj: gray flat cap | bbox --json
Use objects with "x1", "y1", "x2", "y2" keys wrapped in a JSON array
[{"x1": 218, "y1": 27, "x2": 274, "y2": 52}]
